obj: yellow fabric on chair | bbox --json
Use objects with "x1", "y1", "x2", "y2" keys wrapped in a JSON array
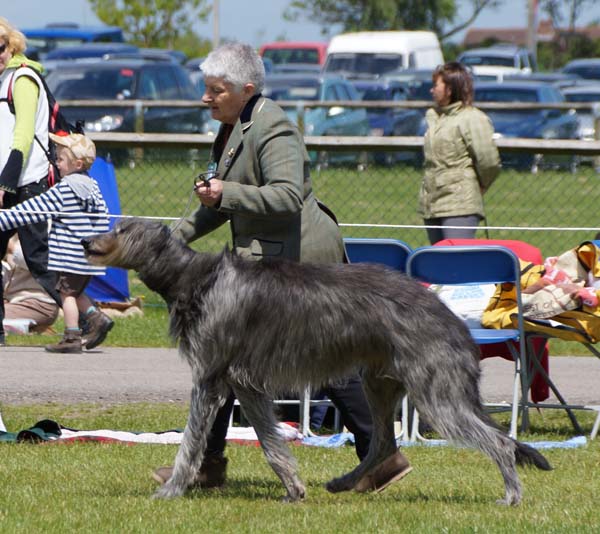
[{"x1": 482, "y1": 242, "x2": 600, "y2": 343}]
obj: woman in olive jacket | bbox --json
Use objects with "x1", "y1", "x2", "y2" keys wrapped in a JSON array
[{"x1": 419, "y1": 62, "x2": 501, "y2": 244}]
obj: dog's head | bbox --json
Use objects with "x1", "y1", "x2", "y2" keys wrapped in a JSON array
[{"x1": 82, "y1": 218, "x2": 172, "y2": 270}]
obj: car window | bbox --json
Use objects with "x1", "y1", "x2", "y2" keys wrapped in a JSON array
[
  {"x1": 47, "y1": 67, "x2": 136, "y2": 99},
  {"x1": 475, "y1": 88, "x2": 539, "y2": 102},
  {"x1": 564, "y1": 64, "x2": 600, "y2": 79},
  {"x1": 326, "y1": 53, "x2": 403, "y2": 76},
  {"x1": 461, "y1": 55, "x2": 515, "y2": 68},
  {"x1": 269, "y1": 85, "x2": 319, "y2": 100},
  {"x1": 156, "y1": 67, "x2": 181, "y2": 99},
  {"x1": 362, "y1": 87, "x2": 388, "y2": 101},
  {"x1": 334, "y1": 82, "x2": 352, "y2": 100},
  {"x1": 324, "y1": 83, "x2": 337, "y2": 101},
  {"x1": 564, "y1": 92, "x2": 600, "y2": 103},
  {"x1": 139, "y1": 70, "x2": 160, "y2": 99}
]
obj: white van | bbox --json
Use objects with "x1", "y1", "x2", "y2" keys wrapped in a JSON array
[{"x1": 323, "y1": 31, "x2": 443, "y2": 77}]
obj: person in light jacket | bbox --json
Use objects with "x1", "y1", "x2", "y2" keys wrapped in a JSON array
[{"x1": 419, "y1": 61, "x2": 501, "y2": 244}]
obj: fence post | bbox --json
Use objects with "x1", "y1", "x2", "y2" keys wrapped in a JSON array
[{"x1": 134, "y1": 100, "x2": 144, "y2": 162}]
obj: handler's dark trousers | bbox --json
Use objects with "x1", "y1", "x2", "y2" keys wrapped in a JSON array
[
  {"x1": 205, "y1": 376, "x2": 375, "y2": 461},
  {"x1": 0, "y1": 178, "x2": 60, "y2": 338}
]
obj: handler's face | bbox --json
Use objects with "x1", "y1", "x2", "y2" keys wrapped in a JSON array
[
  {"x1": 203, "y1": 76, "x2": 254, "y2": 125},
  {"x1": 0, "y1": 37, "x2": 12, "y2": 75}
]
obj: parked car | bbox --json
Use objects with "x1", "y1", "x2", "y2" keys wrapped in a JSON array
[
  {"x1": 458, "y1": 45, "x2": 536, "y2": 79},
  {"x1": 263, "y1": 73, "x2": 370, "y2": 167},
  {"x1": 259, "y1": 41, "x2": 328, "y2": 66},
  {"x1": 323, "y1": 31, "x2": 443, "y2": 78},
  {"x1": 561, "y1": 85, "x2": 600, "y2": 141},
  {"x1": 352, "y1": 78, "x2": 422, "y2": 164},
  {"x1": 22, "y1": 23, "x2": 124, "y2": 58},
  {"x1": 474, "y1": 80, "x2": 579, "y2": 171},
  {"x1": 43, "y1": 43, "x2": 140, "y2": 73},
  {"x1": 562, "y1": 58, "x2": 600, "y2": 80},
  {"x1": 45, "y1": 58, "x2": 207, "y2": 163}
]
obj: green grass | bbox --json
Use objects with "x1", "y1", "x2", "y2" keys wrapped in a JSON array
[{"x1": 1, "y1": 403, "x2": 599, "y2": 533}]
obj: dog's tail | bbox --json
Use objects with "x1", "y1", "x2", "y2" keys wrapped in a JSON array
[{"x1": 514, "y1": 441, "x2": 553, "y2": 471}]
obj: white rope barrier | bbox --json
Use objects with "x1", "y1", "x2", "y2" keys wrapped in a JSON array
[{"x1": 1, "y1": 207, "x2": 598, "y2": 233}]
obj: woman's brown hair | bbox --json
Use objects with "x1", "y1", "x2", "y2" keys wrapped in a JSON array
[{"x1": 432, "y1": 61, "x2": 474, "y2": 106}]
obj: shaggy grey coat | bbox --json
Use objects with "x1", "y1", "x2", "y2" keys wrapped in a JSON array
[{"x1": 83, "y1": 218, "x2": 551, "y2": 506}]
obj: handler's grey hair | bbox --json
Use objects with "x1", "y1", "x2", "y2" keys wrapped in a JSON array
[{"x1": 201, "y1": 42, "x2": 265, "y2": 94}]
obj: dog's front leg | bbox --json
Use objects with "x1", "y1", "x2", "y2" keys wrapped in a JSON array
[
  {"x1": 233, "y1": 386, "x2": 306, "y2": 502},
  {"x1": 154, "y1": 378, "x2": 228, "y2": 499}
]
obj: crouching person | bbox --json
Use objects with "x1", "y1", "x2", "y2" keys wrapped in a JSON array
[{"x1": 0, "y1": 132, "x2": 113, "y2": 352}]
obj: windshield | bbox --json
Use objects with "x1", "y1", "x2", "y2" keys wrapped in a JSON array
[
  {"x1": 268, "y1": 85, "x2": 320, "y2": 101},
  {"x1": 564, "y1": 93, "x2": 600, "y2": 103},
  {"x1": 47, "y1": 67, "x2": 137, "y2": 100},
  {"x1": 325, "y1": 53, "x2": 403, "y2": 76},
  {"x1": 461, "y1": 55, "x2": 515, "y2": 68},
  {"x1": 262, "y1": 48, "x2": 320, "y2": 65},
  {"x1": 475, "y1": 88, "x2": 539, "y2": 102}
]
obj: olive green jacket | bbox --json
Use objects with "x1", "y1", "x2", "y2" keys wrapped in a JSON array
[
  {"x1": 173, "y1": 95, "x2": 343, "y2": 263},
  {"x1": 419, "y1": 102, "x2": 501, "y2": 219}
]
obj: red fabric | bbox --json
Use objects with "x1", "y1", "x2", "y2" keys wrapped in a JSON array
[{"x1": 435, "y1": 238, "x2": 550, "y2": 402}]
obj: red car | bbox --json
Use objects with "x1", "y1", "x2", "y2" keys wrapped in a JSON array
[{"x1": 259, "y1": 41, "x2": 329, "y2": 67}]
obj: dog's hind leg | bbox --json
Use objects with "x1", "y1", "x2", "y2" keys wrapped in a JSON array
[
  {"x1": 409, "y1": 379, "x2": 524, "y2": 505},
  {"x1": 233, "y1": 386, "x2": 306, "y2": 502},
  {"x1": 154, "y1": 378, "x2": 230, "y2": 499},
  {"x1": 326, "y1": 373, "x2": 403, "y2": 493}
]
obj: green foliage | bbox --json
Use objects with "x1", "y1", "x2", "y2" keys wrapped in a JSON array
[
  {"x1": 88, "y1": 0, "x2": 212, "y2": 56},
  {"x1": 284, "y1": 0, "x2": 504, "y2": 42},
  {"x1": 537, "y1": 32, "x2": 600, "y2": 71},
  {"x1": 285, "y1": 0, "x2": 456, "y2": 35}
]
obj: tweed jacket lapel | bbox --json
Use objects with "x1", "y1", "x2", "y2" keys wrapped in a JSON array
[{"x1": 215, "y1": 95, "x2": 265, "y2": 180}]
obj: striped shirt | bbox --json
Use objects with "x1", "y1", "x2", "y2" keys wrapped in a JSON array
[{"x1": 0, "y1": 173, "x2": 109, "y2": 275}]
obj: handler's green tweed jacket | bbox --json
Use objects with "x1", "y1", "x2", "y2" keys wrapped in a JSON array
[
  {"x1": 175, "y1": 95, "x2": 344, "y2": 263},
  {"x1": 419, "y1": 101, "x2": 501, "y2": 220}
]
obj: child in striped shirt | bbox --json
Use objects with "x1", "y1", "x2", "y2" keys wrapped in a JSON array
[{"x1": 0, "y1": 132, "x2": 112, "y2": 353}]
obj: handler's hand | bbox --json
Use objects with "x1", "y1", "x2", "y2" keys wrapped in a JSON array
[
  {"x1": 195, "y1": 178, "x2": 224, "y2": 208},
  {"x1": 0, "y1": 190, "x2": 5, "y2": 208}
]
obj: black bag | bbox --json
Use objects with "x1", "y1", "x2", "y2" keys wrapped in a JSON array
[{"x1": 3, "y1": 64, "x2": 84, "y2": 186}]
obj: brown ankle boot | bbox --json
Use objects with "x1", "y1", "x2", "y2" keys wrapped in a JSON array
[
  {"x1": 353, "y1": 451, "x2": 412, "y2": 493},
  {"x1": 83, "y1": 310, "x2": 114, "y2": 350},
  {"x1": 152, "y1": 456, "x2": 228, "y2": 488},
  {"x1": 45, "y1": 329, "x2": 83, "y2": 354}
]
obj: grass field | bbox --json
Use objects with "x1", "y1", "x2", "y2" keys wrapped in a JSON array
[
  {"x1": 3, "y1": 156, "x2": 600, "y2": 531},
  {"x1": 1, "y1": 404, "x2": 599, "y2": 533}
]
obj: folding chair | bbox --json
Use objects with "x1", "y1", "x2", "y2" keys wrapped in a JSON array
[
  {"x1": 406, "y1": 245, "x2": 527, "y2": 439},
  {"x1": 297, "y1": 238, "x2": 413, "y2": 436},
  {"x1": 343, "y1": 237, "x2": 412, "y2": 269}
]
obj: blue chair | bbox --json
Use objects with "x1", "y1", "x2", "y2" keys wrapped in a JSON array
[
  {"x1": 406, "y1": 245, "x2": 527, "y2": 439},
  {"x1": 343, "y1": 238, "x2": 412, "y2": 271}
]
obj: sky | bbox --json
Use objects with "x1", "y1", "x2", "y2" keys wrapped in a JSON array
[{"x1": 4, "y1": 0, "x2": 600, "y2": 48}]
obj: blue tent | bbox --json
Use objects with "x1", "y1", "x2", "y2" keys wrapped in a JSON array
[{"x1": 86, "y1": 157, "x2": 129, "y2": 303}]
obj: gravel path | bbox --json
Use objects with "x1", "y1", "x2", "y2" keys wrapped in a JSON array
[{"x1": 1, "y1": 346, "x2": 599, "y2": 407}]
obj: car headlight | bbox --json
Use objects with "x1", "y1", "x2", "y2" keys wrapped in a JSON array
[
  {"x1": 542, "y1": 128, "x2": 558, "y2": 139},
  {"x1": 84, "y1": 114, "x2": 124, "y2": 132},
  {"x1": 492, "y1": 132, "x2": 504, "y2": 139},
  {"x1": 370, "y1": 127, "x2": 385, "y2": 136}
]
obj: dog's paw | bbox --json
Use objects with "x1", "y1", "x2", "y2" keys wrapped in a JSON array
[
  {"x1": 496, "y1": 496, "x2": 521, "y2": 506},
  {"x1": 281, "y1": 489, "x2": 305, "y2": 503},
  {"x1": 152, "y1": 482, "x2": 186, "y2": 500}
]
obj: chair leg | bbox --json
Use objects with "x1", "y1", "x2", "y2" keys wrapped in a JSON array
[
  {"x1": 527, "y1": 337, "x2": 584, "y2": 435},
  {"x1": 590, "y1": 408, "x2": 600, "y2": 440},
  {"x1": 299, "y1": 387, "x2": 311, "y2": 436}
]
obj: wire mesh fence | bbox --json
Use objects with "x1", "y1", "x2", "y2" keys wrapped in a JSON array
[{"x1": 100, "y1": 138, "x2": 600, "y2": 260}]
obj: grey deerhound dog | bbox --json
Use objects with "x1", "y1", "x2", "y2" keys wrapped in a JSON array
[{"x1": 82, "y1": 218, "x2": 551, "y2": 505}]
